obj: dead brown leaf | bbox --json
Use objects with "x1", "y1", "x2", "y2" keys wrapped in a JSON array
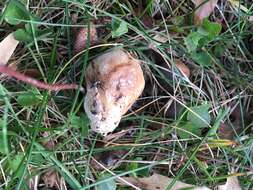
[
  {"x1": 218, "y1": 105, "x2": 243, "y2": 140},
  {"x1": 0, "y1": 33, "x2": 19, "y2": 65},
  {"x1": 120, "y1": 174, "x2": 211, "y2": 190},
  {"x1": 153, "y1": 34, "x2": 168, "y2": 44},
  {"x1": 91, "y1": 149, "x2": 126, "y2": 170},
  {"x1": 42, "y1": 169, "x2": 61, "y2": 189},
  {"x1": 249, "y1": 16, "x2": 253, "y2": 22},
  {"x1": 22, "y1": 68, "x2": 41, "y2": 78},
  {"x1": 42, "y1": 132, "x2": 56, "y2": 150},
  {"x1": 217, "y1": 176, "x2": 242, "y2": 190},
  {"x1": 194, "y1": 0, "x2": 218, "y2": 25},
  {"x1": 218, "y1": 122, "x2": 242, "y2": 140},
  {"x1": 40, "y1": 133, "x2": 66, "y2": 189},
  {"x1": 140, "y1": 14, "x2": 154, "y2": 28}
]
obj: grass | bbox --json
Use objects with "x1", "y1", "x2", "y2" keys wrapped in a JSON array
[{"x1": 0, "y1": 0, "x2": 253, "y2": 189}]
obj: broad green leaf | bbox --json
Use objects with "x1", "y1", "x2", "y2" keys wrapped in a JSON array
[
  {"x1": 14, "y1": 25, "x2": 52, "y2": 43},
  {"x1": 70, "y1": 114, "x2": 82, "y2": 128},
  {"x1": 4, "y1": 153, "x2": 26, "y2": 179},
  {"x1": 128, "y1": 157, "x2": 143, "y2": 177},
  {"x1": 97, "y1": 175, "x2": 116, "y2": 190},
  {"x1": 7, "y1": 153, "x2": 24, "y2": 172},
  {"x1": 187, "y1": 104, "x2": 211, "y2": 128},
  {"x1": 197, "y1": 20, "x2": 222, "y2": 46},
  {"x1": 185, "y1": 19, "x2": 221, "y2": 53},
  {"x1": 4, "y1": 0, "x2": 30, "y2": 25},
  {"x1": 70, "y1": 114, "x2": 89, "y2": 137},
  {"x1": 190, "y1": 51, "x2": 212, "y2": 67},
  {"x1": 111, "y1": 19, "x2": 128, "y2": 38},
  {"x1": 184, "y1": 32, "x2": 203, "y2": 52},
  {"x1": 129, "y1": 162, "x2": 139, "y2": 177},
  {"x1": 80, "y1": 115, "x2": 89, "y2": 137},
  {"x1": 17, "y1": 91, "x2": 42, "y2": 107},
  {"x1": 214, "y1": 45, "x2": 225, "y2": 58},
  {"x1": 14, "y1": 29, "x2": 32, "y2": 42},
  {"x1": 202, "y1": 19, "x2": 222, "y2": 37},
  {"x1": 177, "y1": 122, "x2": 202, "y2": 139}
]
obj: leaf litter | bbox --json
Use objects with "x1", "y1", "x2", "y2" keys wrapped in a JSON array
[
  {"x1": 194, "y1": 0, "x2": 218, "y2": 25},
  {"x1": 119, "y1": 173, "x2": 243, "y2": 190},
  {"x1": 0, "y1": 33, "x2": 19, "y2": 66}
]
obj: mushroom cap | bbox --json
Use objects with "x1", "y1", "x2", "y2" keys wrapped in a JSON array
[
  {"x1": 84, "y1": 49, "x2": 145, "y2": 135},
  {"x1": 175, "y1": 59, "x2": 190, "y2": 78},
  {"x1": 74, "y1": 25, "x2": 98, "y2": 53}
]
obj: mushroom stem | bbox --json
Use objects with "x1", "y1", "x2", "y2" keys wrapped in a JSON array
[{"x1": 0, "y1": 65, "x2": 84, "y2": 92}]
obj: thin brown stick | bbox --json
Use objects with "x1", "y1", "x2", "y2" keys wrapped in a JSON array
[{"x1": 0, "y1": 65, "x2": 84, "y2": 92}]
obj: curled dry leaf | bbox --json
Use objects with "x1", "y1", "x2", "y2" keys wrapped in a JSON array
[
  {"x1": 84, "y1": 49, "x2": 145, "y2": 135},
  {"x1": 74, "y1": 23, "x2": 98, "y2": 54},
  {"x1": 194, "y1": 0, "x2": 218, "y2": 25},
  {"x1": 0, "y1": 33, "x2": 19, "y2": 65},
  {"x1": 119, "y1": 173, "x2": 211, "y2": 190}
]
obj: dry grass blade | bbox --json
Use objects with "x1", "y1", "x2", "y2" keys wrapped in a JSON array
[
  {"x1": 0, "y1": 33, "x2": 19, "y2": 65},
  {"x1": 194, "y1": 0, "x2": 218, "y2": 25}
]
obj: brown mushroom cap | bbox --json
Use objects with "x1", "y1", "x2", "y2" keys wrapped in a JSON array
[
  {"x1": 73, "y1": 25, "x2": 98, "y2": 54},
  {"x1": 84, "y1": 49, "x2": 145, "y2": 135},
  {"x1": 175, "y1": 59, "x2": 190, "y2": 78}
]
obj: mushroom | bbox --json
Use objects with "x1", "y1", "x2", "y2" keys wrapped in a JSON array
[
  {"x1": 73, "y1": 24, "x2": 98, "y2": 54},
  {"x1": 84, "y1": 49, "x2": 145, "y2": 135},
  {"x1": 175, "y1": 59, "x2": 190, "y2": 78}
]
